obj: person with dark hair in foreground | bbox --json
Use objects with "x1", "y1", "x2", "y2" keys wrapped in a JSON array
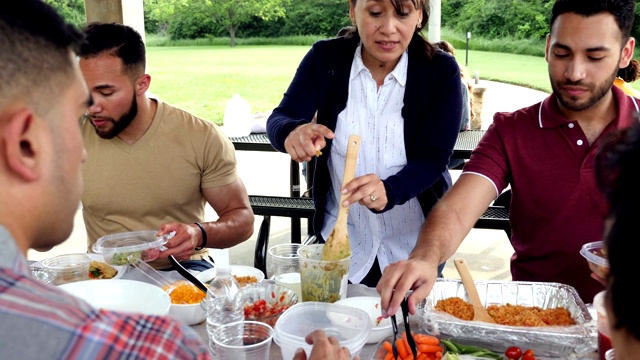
[
  {"x1": 0, "y1": 1, "x2": 210, "y2": 358},
  {"x1": 379, "y1": 0, "x2": 639, "y2": 315},
  {"x1": 595, "y1": 119, "x2": 640, "y2": 360}
]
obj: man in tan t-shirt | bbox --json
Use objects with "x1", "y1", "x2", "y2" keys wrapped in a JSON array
[{"x1": 78, "y1": 23, "x2": 254, "y2": 270}]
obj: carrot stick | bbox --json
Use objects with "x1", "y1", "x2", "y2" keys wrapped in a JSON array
[
  {"x1": 384, "y1": 353, "x2": 394, "y2": 360},
  {"x1": 383, "y1": 341, "x2": 393, "y2": 354},
  {"x1": 414, "y1": 334, "x2": 440, "y2": 345},
  {"x1": 402, "y1": 338, "x2": 412, "y2": 355},
  {"x1": 396, "y1": 338, "x2": 409, "y2": 359},
  {"x1": 417, "y1": 344, "x2": 444, "y2": 353}
]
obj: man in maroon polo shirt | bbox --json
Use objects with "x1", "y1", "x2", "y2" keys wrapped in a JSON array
[{"x1": 378, "y1": 0, "x2": 638, "y2": 313}]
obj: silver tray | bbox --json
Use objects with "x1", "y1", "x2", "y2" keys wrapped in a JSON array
[{"x1": 416, "y1": 279, "x2": 597, "y2": 358}]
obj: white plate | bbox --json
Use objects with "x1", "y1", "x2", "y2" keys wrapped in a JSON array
[
  {"x1": 32, "y1": 253, "x2": 127, "y2": 280},
  {"x1": 230, "y1": 265, "x2": 265, "y2": 285},
  {"x1": 59, "y1": 279, "x2": 171, "y2": 315},
  {"x1": 195, "y1": 265, "x2": 265, "y2": 285}
]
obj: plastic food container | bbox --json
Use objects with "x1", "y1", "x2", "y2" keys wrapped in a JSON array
[
  {"x1": 274, "y1": 302, "x2": 371, "y2": 360},
  {"x1": 41, "y1": 253, "x2": 91, "y2": 285},
  {"x1": 92, "y1": 230, "x2": 174, "y2": 266},
  {"x1": 580, "y1": 241, "x2": 609, "y2": 279},
  {"x1": 241, "y1": 282, "x2": 298, "y2": 327}
]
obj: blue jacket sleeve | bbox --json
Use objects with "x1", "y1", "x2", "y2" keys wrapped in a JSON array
[{"x1": 379, "y1": 52, "x2": 462, "y2": 212}]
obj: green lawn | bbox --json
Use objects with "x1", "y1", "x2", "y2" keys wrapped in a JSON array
[
  {"x1": 146, "y1": 45, "x2": 639, "y2": 125},
  {"x1": 147, "y1": 46, "x2": 309, "y2": 124},
  {"x1": 458, "y1": 50, "x2": 551, "y2": 92}
]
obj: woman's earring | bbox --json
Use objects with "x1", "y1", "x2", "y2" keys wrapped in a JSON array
[{"x1": 417, "y1": 23, "x2": 422, "y2": 29}]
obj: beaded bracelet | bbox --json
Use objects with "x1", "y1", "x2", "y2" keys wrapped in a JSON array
[{"x1": 193, "y1": 222, "x2": 207, "y2": 251}]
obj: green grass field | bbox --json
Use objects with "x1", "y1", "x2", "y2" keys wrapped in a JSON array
[
  {"x1": 146, "y1": 45, "x2": 639, "y2": 125},
  {"x1": 147, "y1": 46, "x2": 309, "y2": 124}
]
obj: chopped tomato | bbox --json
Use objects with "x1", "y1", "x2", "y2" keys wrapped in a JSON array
[
  {"x1": 522, "y1": 349, "x2": 536, "y2": 360},
  {"x1": 505, "y1": 346, "x2": 522, "y2": 359},
  {"x1": 243, "y1": 292, "x2": 292, "y2": 327}
]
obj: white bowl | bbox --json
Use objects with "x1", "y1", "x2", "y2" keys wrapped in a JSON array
[
  {"x1": 169, "y1": 302, "x2": 206, "y2": 325},
  {"x1": 335, "y1": 296, "x2": 395, "y2": 344},
  {"x1": 163, "y1": 281, "x2": 207, "y2": 325},
  {"x1": 59, "y1": 279, "x2": 171, "y2": 316}
]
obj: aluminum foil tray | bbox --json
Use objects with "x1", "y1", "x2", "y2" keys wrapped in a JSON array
[{"x1": 416, "y1": 279, "x2": 597, "y2": 358}]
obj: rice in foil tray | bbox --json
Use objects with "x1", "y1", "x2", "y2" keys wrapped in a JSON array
[{"x1": 416, "y1": 279, "x2": 597, "y2": 358}]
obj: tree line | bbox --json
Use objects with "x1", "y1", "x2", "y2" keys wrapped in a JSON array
[{"x1": 45, "y1": 0, "x2": 640, "y2": 47}]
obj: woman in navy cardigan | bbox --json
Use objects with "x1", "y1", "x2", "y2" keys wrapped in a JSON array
[{"x1": 267, "y1": 0, "x2": 462, "y2": 287}]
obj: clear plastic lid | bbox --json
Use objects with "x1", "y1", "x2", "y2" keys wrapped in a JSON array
[
  {"x1": 273, "y1": 301, "x2": 371, "y2": 354},
  {"x1": 92, "y1": 230, "x2": 174, "y2": 265},
  {"x1": 580, "y1": 241, "x2": 609, "y2": 267}
]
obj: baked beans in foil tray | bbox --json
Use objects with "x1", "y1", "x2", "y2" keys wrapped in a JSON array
[{"x1": 416, "y1": 279, "x2": 597, "y2": 358}]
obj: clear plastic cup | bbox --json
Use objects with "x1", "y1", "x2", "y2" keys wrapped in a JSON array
[
  {"x1": 297, "y1": 244, "x2": 349, "y2": 303},
  {"x1": 267, "y1": 243, "x2": 303, "y2": 279},
  {"x1": 212, "y1": 321, "x2": 273, "y2": 360},
  {"x1": 274, "y1": 272, "x2": 302, "y2": 301},
  {"x1": 42, "y1": 253, "x2": 91, "y2": 285}
]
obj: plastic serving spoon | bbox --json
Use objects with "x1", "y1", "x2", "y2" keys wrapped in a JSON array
[
  {"x1": 322, "y1": 134, "x2": 361, "y2": 261},
  {"x1": 454, "y1": 258, "x2": 496, "y2": 324}
]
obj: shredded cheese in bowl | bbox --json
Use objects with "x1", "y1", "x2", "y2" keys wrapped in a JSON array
[{"x1": 163, "y1": 281, "x2": 206, "y2": 305}]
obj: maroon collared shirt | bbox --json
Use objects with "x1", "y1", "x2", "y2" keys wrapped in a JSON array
[{"x1": 463, "y1": 86, "x2": 639, "y2": 303}]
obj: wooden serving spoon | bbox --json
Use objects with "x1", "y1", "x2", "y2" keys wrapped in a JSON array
[
  {"x1": 322, "y1": 134, "x2": 361, "y2": 261},
  {"x1": 453, "y1": 258, "x2": 496, "y2": 323}
]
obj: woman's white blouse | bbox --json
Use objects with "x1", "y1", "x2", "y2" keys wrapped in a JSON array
[{"x1": 320, "y1": 44, "x2": 425, "y2": 283}]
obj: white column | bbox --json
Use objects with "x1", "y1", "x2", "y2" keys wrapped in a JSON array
[
  {"x1": 428, "y1": 0, "x2": 441, "y2": 43},
  {"x1": 84, "y1": 0, "x2": 146, "y2": 43},
  {"x1": 122, "y1": 0, "x2": 146, "y2": 43}
]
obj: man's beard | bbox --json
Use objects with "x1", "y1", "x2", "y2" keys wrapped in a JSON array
[
  {"x1": 550, "y1": 66, "x2": 618, "y2": 112},
  {"x1": 92, "y1": 95, "x2": 138, "y2": 139}
]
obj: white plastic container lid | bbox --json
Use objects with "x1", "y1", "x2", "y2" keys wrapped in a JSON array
[
  {"x1": 273, "y1": 301, "x2": 371, "y2": 360},
  {"x1": 580, "y1": 241, "x2": 609, "y2": 267}
]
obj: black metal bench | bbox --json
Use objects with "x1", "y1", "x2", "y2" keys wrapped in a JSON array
[
  {"x1": 250, "y1": 195, "x2": 510, "y2": 274},
  {"x1": 474, "y1": 205, "x2": 511, "y2": 237}
]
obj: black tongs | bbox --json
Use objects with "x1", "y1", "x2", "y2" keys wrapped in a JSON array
[
  {"x1": 390, "y1": 294, "x2": 418, "y2": 359},
  {"x1": 401, "y1": 295, "x2": 418, "y2": 359},
  {"x1": 168, "y1": 255, "x2": 208, "y2": 294}
]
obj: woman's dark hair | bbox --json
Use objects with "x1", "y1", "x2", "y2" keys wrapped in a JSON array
[
  {"x1": 596, "y1": 117, "x2": 640, "y2": 340},
  {"x1": 351, "y1": 0, "x2": 435, "y2": 60},
  {"x1": 618, "y1": 59, "x2": 640, "y2": 83}
]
